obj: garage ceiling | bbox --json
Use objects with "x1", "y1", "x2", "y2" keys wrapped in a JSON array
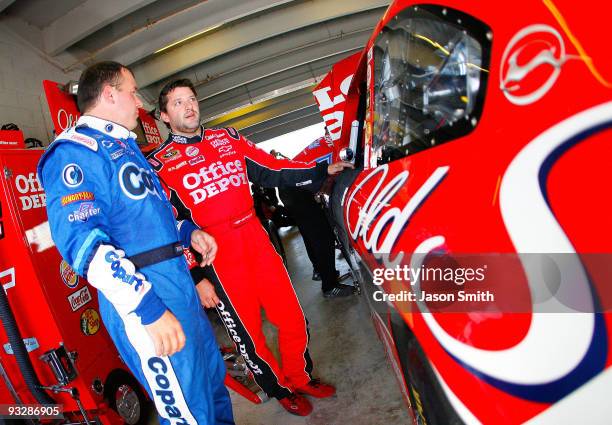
[{"x1": 1, "y1": 0, "x2": 389, "y2": 142}]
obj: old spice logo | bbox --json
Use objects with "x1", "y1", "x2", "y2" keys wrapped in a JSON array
[
  {"x1": 345, "y1": 165, "x2": 448, "y2": 267},
  {"x1": 500, "y1": 24, "x2": 568, "y2": 106},
  {"x1": 68, "y1": 286, "x2": 92, "y2": 311},
  {"x1": 61, "y1": 191, "x2": 94, "y2": 206},
  {"x1": 312, "y1": 74, "x2": 353, "y2": 141},
  {"x1": 57, "y1": 109, "x2": 78, "y2": 131},
  {"x1": 60, "y1": 260, "x2": 79, "y2": 288}
]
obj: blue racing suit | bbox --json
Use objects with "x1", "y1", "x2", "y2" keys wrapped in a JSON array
[{"x1": 38, "y1": 115, "x2": 234, "y2": 425}]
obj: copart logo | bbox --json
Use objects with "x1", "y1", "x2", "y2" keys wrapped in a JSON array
[
  {"x1": 60, "y1": 260, "x2": 79, "y2": 288},
  {"x1": 80, "y1": 308, "x2": 100, "y2": 335},
  {"x1": 500, "y1": 24, "x2": 567, "y2": 106},
  {"x1": 62, "y1": 164, "x2": 84, "y2": 188},
  {"x1": 119, "y1": 162, "x2": 161, "y2": 200}
]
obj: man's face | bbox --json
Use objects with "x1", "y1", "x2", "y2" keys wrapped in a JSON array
[
  {"x1": 111, "y1": 68, "x2": 143, "y2": 130},
  {"x1": 161, "y1": 86, "x2": 200, "y2": 135}
]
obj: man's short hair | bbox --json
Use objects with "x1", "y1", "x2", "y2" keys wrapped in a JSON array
[
  {"x1": 77, "y1": 61, "x2": 130, "y2": 113},
  {"x1": 158, "y1": 79, "x2": 197, "y2": 113}
]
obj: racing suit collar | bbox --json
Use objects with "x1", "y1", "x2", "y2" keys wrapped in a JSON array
[
  {"x1": 168, "y1": 126, "x2": 204, "y2": 145},
  {"x1": 77, "y1": 115, "x2": 137, "y2": 140}
]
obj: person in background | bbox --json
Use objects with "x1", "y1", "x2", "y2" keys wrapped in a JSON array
[
  {"x1": 38, "y1": 62, "x2": 234, "y2": 425},
  {"x1": 147, "y1": 78, "x2": 354, "y2": 417},
  {"x1": 278, "y1": 184, "x2": 352, "y2": 298}
]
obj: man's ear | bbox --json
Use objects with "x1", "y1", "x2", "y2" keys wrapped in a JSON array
[
  {"x1": 100, "y1": 84, "x2": 114, "y2": 105},
  {"x1": 160, "y1": 111, "x2": 170, "y2": 125}
]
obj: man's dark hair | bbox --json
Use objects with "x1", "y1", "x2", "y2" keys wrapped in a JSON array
[
  {"x1": 77, "y1": 61, "x2": 130, "y2": 113},
  {"x1": 158, "y1": 79, "x2": 197, "y2": 113}
]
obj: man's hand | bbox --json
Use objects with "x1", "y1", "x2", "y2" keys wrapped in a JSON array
[
  {"x1": 191, "y1": 229, "x2": 217, "y2": 266},
  {"x1": 195, "y1": 278, "x2": 220, "y2": 308},
  {"x1": 144, "y1": 310, "x2": 186, "y2": 357},
  {"x1": 327, "y1": 161, "x2": 354, "y2": 175}
]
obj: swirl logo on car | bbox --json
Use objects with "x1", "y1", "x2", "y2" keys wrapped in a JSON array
[{"x1": 500, "y1": 24, "x2": 567, "y2": 106}]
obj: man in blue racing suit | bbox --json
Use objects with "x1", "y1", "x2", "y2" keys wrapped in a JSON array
[{"x1": 38, "y1": 61, "x2": 234, "y2": 425}]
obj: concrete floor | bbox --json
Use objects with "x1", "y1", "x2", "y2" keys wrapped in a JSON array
[{"x1": 225, "y1": 226, "x2": 411, "y2": 425}]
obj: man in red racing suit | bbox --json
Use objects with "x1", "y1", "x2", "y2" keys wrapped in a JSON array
[{"x1": 147, "y1": 79, "x2": 354, "y2": 416}]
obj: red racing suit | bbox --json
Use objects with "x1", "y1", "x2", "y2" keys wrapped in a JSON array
[{"x1": 146, "y1": 126, "x2": 328, "y2": 399}]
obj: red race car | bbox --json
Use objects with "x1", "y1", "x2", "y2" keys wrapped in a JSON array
[{"x1": 317, "y1": 0, "x2": 612, "y2": 424}]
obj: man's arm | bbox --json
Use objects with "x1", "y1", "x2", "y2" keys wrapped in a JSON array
[
  {"x1": 237, "y1": 130, "x2": 353, "y2": 190},
  {"x1": 39, "y1": 142, "x2": 182, "y2": 355}
]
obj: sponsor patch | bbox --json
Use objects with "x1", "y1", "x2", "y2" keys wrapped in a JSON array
[
  {"x1": 80, "y1": 308, "x2": 100, "y2": 335},
  {"x1": 60, "y1": 260, "x2": 79, "y2": 288},
  {"x1": 225, "y1": 127, "x2": 240, "y2": 140},
  {"x1": 147, "y1": 157, "x2": 162, "y2": 171},
  {"x1": 189, "y1": 155, "x2": 205, "y2": 166},
  {"x1": 61, "y1": 191, "x2": 94, "y2": 206},
  {"x1": 218, "y1": 146, "x2": 232, "y2": 153},
  {"x1": 104, "y1": 250, "x2": 145, "y2": 292},
  {"x1": 185, "y1": 146, "x2": 199, "y2": 157},
  {"x1": 183, "y1": 247, "x2": 197, "y2": 268},
  {"x1": 119, "y1": 162, "x2": 161, "y2": 200},
  {"x1": 65, "y1": 129, "x2": 98, "y2": 151},
  {"x1": 172, "y1": 134, "x2": 188, "y2": 144},
  {"x1": 168, "y1": 161, "x2": 188, "y2": 172},
  {"x1": 62, "y1": 163, "x2": 84, "y2": 188},
  {"x1": 110, "y1": 149, "x2": 125, "y2": 160},
  {"x1": 68, "y1": 202, "x2": 100, "y2": 222},
  {"x1": 68, "y1": 286, "x2": 92, "y2": 311},
  {"x1": 211, "y1": 138, "x2": 230, "y2": 148},
  {"x1": 162, "y1": 149, "x2": 180, "y2": 159}
]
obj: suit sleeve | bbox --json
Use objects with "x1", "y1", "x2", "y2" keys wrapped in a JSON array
[
  {"x1": 239, "y1": 132, "x2": 328, "y2": 191},
  {"x1": 39, "y1": 143, "x2": 166, "y2": 324}
]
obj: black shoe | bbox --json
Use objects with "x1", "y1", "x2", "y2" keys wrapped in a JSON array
[
  {"x1": 312, "y1": 271, "x2": 321, "y2": 281},
  {"x1": 323, "y1": 285, "x2": 354, "y2": 298}
]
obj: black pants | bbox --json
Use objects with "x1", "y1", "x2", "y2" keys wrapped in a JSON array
[{"x1": 278, "y1": 188, "x2": 337, "y2": 292}]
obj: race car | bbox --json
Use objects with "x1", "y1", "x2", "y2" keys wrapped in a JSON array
[{"x1": 315, "y1": 0, "x2": 612, "y2": 423}]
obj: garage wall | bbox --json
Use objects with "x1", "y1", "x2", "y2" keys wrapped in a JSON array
[{"x1": 0, "y1": 26, "x2": 79, "y2": 145}]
